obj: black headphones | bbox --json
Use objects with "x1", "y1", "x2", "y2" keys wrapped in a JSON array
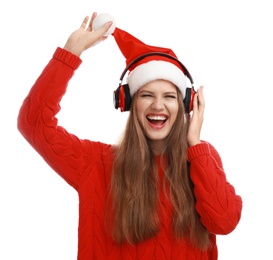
[{"x1": 113, "y1": 52, "x2": 196, "y2": 113}]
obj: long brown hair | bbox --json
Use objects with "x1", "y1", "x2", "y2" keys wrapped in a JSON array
[{"x1": 110, "y1": 88, "x2": 210, "y2": 250}]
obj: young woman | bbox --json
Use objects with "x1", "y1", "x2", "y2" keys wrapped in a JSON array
[{"x1": 17, "y1": 12, "x2": 242, "y2": 260}]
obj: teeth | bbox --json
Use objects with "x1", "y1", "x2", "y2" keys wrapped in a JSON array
[{"x1": 147, "y1": 115, "x2": 167, "y2": 120}]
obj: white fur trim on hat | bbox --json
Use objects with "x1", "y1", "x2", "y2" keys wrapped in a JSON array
[{"x1": 127, "y1": 60, "x2": 187, "y2": 98}]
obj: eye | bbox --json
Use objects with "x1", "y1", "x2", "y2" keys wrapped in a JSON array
[
  {"x1": 165, "y1": 94, "x2": 177, "y2": 99},
  {"x1": 140, "y1": 93, "x2": 153, "y2": 98}
]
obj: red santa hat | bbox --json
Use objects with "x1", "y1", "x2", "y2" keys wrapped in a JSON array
[
  {"x1": 92, "y1": 13, "x2": 187, "y2": 98},
  {"x1": 111, "y1": 27, "x2": 187, "y2": 98}
]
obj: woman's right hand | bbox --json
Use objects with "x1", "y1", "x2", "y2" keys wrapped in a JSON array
[{"x1": 63, "y1": 12, "x2": 113, "y2": 57}]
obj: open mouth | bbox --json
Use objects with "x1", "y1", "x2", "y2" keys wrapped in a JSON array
[{"x1": 146, "y1": 115, "x2": 167, "y2": 126}]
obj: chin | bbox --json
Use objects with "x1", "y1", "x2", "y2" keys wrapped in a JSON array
[{"x1": 146, "y1": 133, "x2": 169, "y2": 142}]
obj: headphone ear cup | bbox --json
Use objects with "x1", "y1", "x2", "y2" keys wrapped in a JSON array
[
  {"x1": 122, "y1": 84, "x2": 132, "y2": 111},
  {"x1": 113, "y1": 84, "x2": 132, "y2": 112},
  {"x1": 113, "y1": 86, "x2": 120, "y2": 110},
  {"x1": 183, "y1": 87, "x2": 195, "y2": 113}
]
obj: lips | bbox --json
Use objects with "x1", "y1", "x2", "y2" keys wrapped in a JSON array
[{"x1": 146, "y1": 114, "x2": 168, "y2": 127}]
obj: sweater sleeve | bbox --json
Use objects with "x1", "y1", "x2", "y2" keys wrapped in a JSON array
[
  {"x1": 187, "y1": 141, "x2": 243, "y2": 235},
  {"x1": 17, "y1": 47, "x2": 106, "y2": 190}
]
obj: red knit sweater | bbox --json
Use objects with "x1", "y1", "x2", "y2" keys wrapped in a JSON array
[{"x1": 17, "y1": 47, "x2": 242, "y2": 260}]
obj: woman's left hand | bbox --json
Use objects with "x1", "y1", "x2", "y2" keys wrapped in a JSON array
[{"x1": 187, "y1": 86, "x2": 205, "y2": 147}]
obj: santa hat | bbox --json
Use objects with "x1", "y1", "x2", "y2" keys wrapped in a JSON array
[{"x1": 112, "y1": 27, "x2": 187, "y2": 98}]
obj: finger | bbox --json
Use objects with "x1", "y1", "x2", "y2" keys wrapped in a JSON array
[
  {"x1": 87, "y1": 12, "x2": 97, "y2": 31},
  {"x1": 198, "y1": 86, "x2": 205, "y2": 105},
  {"x1": 80, "y1": 16, "x2": 89, "y2": 29},
  {"x1": 198, "y1": 86, "x2": 204, "y2": 100},
  {"x1": 195, "y1": 87, "x2": 205, "y2": 120},
  {"x1": 93, "y1": 21, "x2": 113, "y2": 38}
]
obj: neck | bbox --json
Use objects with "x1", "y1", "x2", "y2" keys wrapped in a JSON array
[{"x1": 148, "y1": 139, "x2": 167, "y2": 156}]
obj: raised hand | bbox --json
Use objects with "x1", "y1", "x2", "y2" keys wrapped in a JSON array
[
  {"x1": 63, "y1": 12, "x2": 113, "y2": 57},
  {"x1": 187, "y1": 86, "x2": 205, "y2": 146}
]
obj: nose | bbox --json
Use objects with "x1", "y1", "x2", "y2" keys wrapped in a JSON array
[{"x1": 151, "y1": 97, "x2": 164, "y2": 110}]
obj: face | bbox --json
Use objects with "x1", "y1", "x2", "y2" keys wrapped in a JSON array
[{"x1": 135, "y1": 79, "x2": 179, "y2": 152}]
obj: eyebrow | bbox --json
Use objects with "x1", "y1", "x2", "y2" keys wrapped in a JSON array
[{"x1": 164, "y1": 91, "x2": 178, "y2": 95}]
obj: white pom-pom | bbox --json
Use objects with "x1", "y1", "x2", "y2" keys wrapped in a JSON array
[{"x1": 92, "y1": 13, "x2": 116, "y2": 36}]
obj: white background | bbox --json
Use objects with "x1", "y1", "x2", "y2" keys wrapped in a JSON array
[{"x1": 1, "y1": 0, "x2": 272, "y2": 259}]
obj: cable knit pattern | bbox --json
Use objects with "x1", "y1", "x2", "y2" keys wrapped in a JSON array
[{"x1": 17, "y1": 47, "x2": 242, "y2": 260}]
